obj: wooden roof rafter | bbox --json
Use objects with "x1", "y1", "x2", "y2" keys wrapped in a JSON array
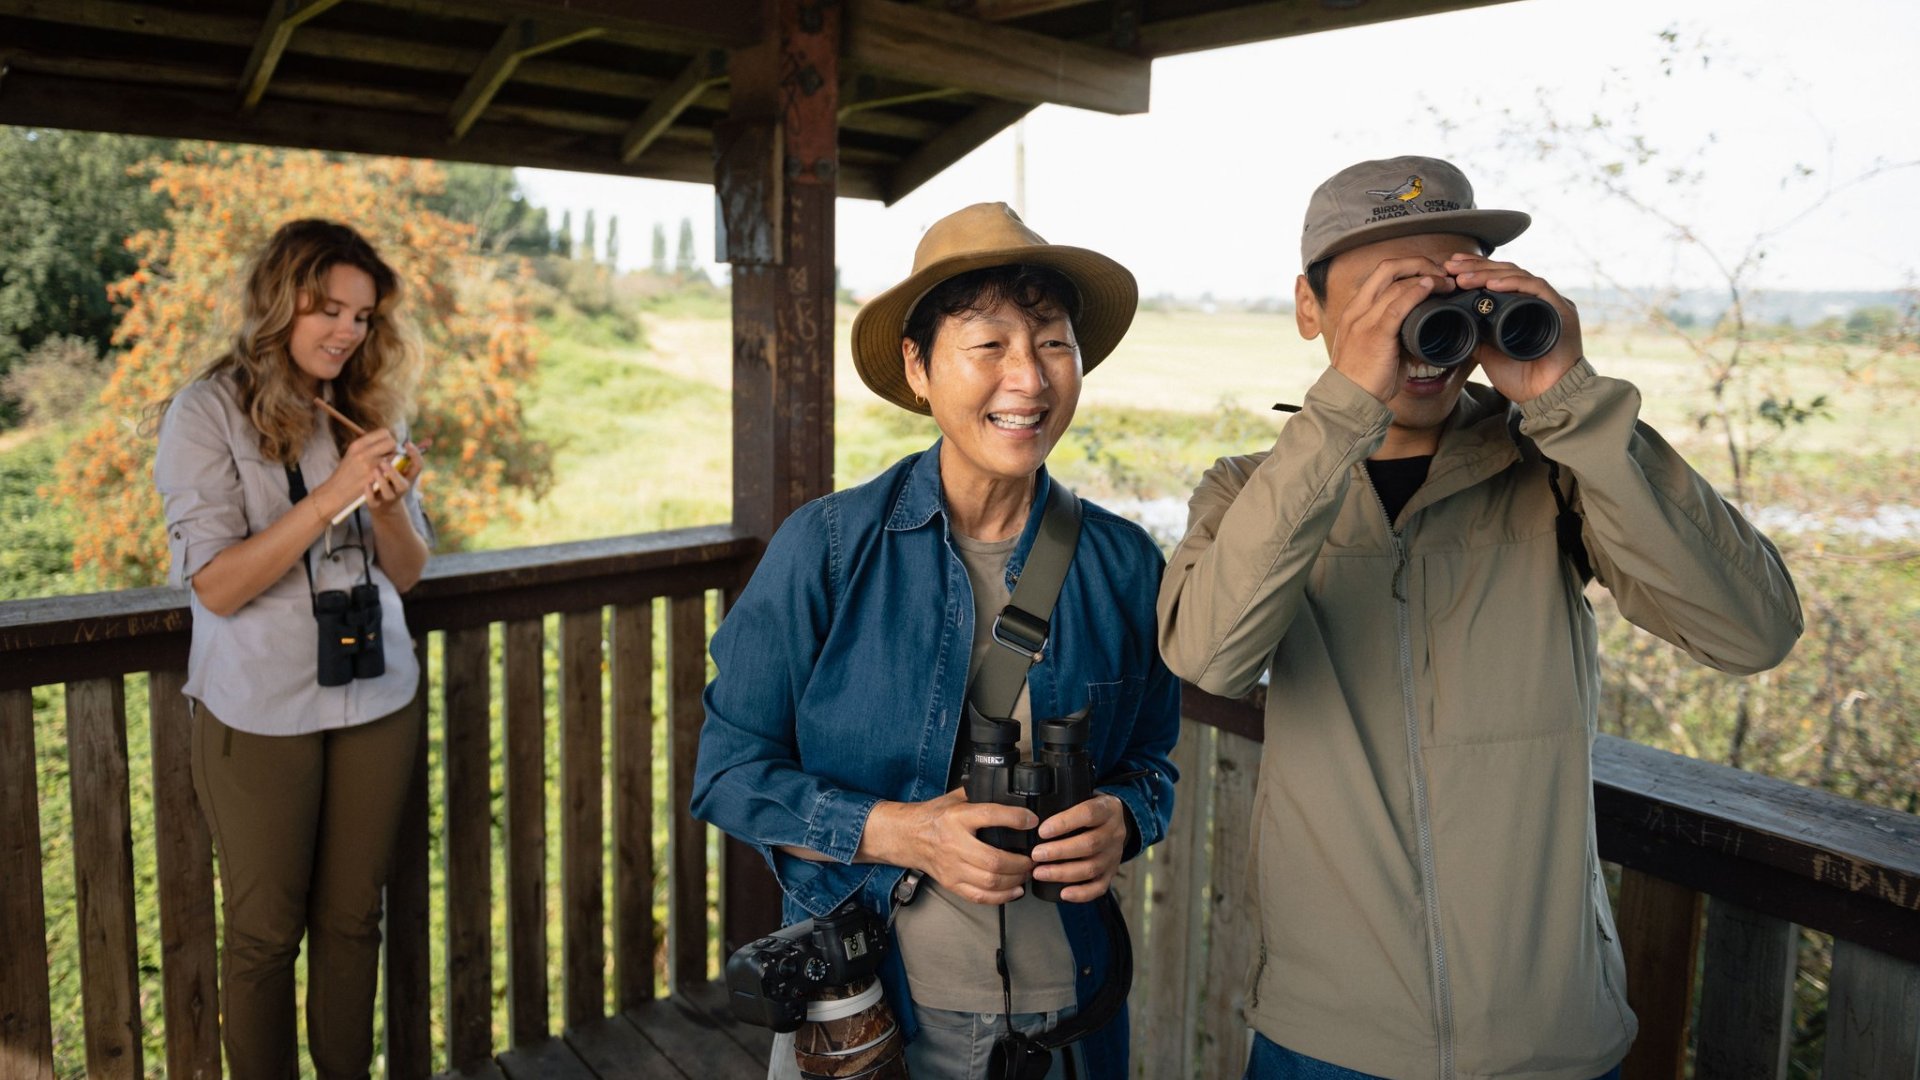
[
  {"x1": 449, "y1": 16, "x2": 604, "y2": 140},
  {"x1": 620, "y1": 49, "x2": 729, "y2": 163},
  {"x1": 0, "y1": 0, "x2": 1524, "y2": 201},
  {"x1": 238, "y1": 0, "x2": 348, "y2": 110}
]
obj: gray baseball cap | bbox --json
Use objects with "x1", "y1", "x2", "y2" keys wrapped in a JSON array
[{"x1": 1300, "y1": 155, "x2": 1531, "y2": 271}]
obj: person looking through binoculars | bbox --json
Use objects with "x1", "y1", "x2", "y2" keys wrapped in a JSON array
[
  {"x1": 1157, "y1": 157, "x2": 1803, "y2": 1079},
  {"x1": 152, "y1": 219, "x2": 431, "y2": 1079},
  {"x1": 693, "y1": 203, "x2": 1179, "y2": 1080}
]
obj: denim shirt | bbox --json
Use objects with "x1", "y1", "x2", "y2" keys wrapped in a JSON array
[{"x1": 691, "y1": 443, "x2": 1180, "y2": 1073}]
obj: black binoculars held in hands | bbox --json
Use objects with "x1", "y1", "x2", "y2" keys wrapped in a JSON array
[
  {"x1": 313, "y1": 583, "x2": 385, "y2": 687},
  {"x1": 964, "y1": 707, "x2": 1094, "y2": 904},
  {"x1": 1401, "y1": 288, "x2": 1561, "y2": 368}
]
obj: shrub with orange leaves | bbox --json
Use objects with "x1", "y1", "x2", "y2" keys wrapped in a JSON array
[{"x1": 56, "y1": 146, "x2": 550, "y2": 585}]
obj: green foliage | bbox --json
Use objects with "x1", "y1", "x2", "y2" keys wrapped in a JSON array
[
  {"x1": 651, "y1": 222, "x2": 669, "y2": 274},
  {"x1": 0, "y1": 128, "x2": 171, "y2": 425},
  {"x1": 421, "y1": 162, "x2": 553, "y2": 256},
  {"x1": 674, "y1": 216, "x2": 697, "y2": 276},
  {"x1": 0, "y1": 430, "x2": 83, "y2": 600},
  {"x1": 0, "y1": 334, "x2": 108, "y2": 426}
]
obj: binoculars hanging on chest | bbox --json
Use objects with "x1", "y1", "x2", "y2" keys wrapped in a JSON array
[
  {"x1": 1401, "y1": 287, "x2": 1562, "y2": 368},
  {"x1": 962, "y1": 706, "x2": 1094, "y2": 904}
]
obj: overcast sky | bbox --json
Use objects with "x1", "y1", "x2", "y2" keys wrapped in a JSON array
[{"x1": 517, "y1": 0, "x2": 1920, "y2": 300}]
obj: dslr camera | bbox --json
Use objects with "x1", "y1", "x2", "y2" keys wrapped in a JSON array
[
  {"x1": 1401, "y1": 288, "x2": 1561, "y2": 368},
  {"x1": 726, "y1": 900, "x2": 889, "y2": 1033},
  {"x1": 963, "y1": 707, "x2": 1094, "y2": 903},
  {"x1": 313, "y1": 582, "x2": 385, "y2": 687}
]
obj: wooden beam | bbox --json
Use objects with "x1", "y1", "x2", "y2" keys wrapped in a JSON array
[
  {"x1": 836, "y1": 72, "x2": 965, "y2": 119},
  {"x1": 383, "y1": 0, "x2": 763, "y2": 47},
  {"x1": 237, "y1": 0, "x2": 347, "y2": 110},
  {"x1": 843, "y1": 0, "x2": 1148, "y2": 115},
  {"x1": 955, "y1": 0, "x2": 1102, "y2": 20},
  {"x1": 449, "y1": 17, "x2": 603, "y2": 141},
  {"x1": 1135, "y1": 0, "x2": 1524, "y2": 58},
  {"x1": 885, "y1": 98, "x2": 1032, "y2": 204},
  {"x1": 620, "y1": 49, "x2": 727, "y2": 163},
  {"x1": 0, "y1": 69, "x2": 889, "y2": 199}
]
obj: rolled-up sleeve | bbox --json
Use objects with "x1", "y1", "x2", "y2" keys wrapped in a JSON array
[{"x1": 154, "y1": 386, "x2": 249, "y2": 589}]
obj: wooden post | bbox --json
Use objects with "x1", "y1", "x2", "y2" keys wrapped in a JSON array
[
  {"x1": 383, "y1": 640, "x2": 432, "y2": 1080},
  {"x1": 1694, "y1": 899, "x2": 1796, "y2": 1079},
  {"x1": 443, "y1": 626, "x2": 493, "y2": 1070},
  {"x1": 0, "y1": 687, "x2": 55, "y2": 1080},
  {"x1": 1824, "y1": 939, "x2": 1920, "y2": 1080},
  {"x1": 147, "y1": 670, "x2": 220, "y2": 1080},
  {"x1": 1619, "y1": 868, "x2": 1704, "y2": 1080},
  {"x1": 65, "y1": 677, "x2": 142, "y2": 1079},
  {"x1": 561, "y1": 608, "x2": 607, "y2": 1029},
  {"x1": 716, "y1": 0, "x2": 840, "y2": 953},
  {"x1": 667, "y1": 595, "x2": 712, "y2": 993},
  {"x1": 502, "y1": 617, "x2": 550, "y2": 1045}
]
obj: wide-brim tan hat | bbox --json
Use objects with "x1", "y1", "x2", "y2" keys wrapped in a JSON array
[{"x1": 852, "y1": 202, "x2": 1138, "y2": 414}]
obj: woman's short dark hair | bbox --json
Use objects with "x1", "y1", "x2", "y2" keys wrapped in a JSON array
[{"x1": 902, "y1": 264, "x2": 1082, "y2": 369}]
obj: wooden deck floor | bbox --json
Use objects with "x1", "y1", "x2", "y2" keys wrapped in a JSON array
[{"x1": 443, "y1": 982, "x2": 773, "y2": 1080}]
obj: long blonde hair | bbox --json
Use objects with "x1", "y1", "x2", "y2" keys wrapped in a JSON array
[{"x1": 176, "y1": 219, "x2": 422, "y2": 464}]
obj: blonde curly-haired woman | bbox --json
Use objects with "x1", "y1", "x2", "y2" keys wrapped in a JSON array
[{"x1": 153, "y1": 219, "x2": 431, "y2": 1079}]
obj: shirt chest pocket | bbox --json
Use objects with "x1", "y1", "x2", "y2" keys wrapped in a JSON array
[
  {"x1": 1075, "y1": 676, "x2": 1146, "y2": 764},
  {"x1": 232, "y1": 446, "x2": 294, "y2": 534}
]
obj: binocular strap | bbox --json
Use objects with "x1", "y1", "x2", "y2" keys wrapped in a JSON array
[{"x1": 286, "y1": 464, "x2": 376, "y2": 604}]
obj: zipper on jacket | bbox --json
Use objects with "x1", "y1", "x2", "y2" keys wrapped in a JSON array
[{"x1": 1369, "y1": 473, "x2": 1456, "y2": 1079}]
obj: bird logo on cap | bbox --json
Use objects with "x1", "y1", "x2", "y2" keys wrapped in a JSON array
[{"x1": 1367, "y1": 175, "x2": 1424, "y2": 203}]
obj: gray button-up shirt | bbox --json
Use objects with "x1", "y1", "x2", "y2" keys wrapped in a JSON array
[{"x1": 154, "y1": 374, "x2": 430, "y2": 735}]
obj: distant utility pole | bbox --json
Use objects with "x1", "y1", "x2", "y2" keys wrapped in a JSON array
[{"x1": 1013, "y1": 119, "x2": 1027, "y2": 220}]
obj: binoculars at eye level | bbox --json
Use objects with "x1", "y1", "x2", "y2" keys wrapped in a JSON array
[{"x1": 1401, "y1": 288, "x2": 1561, "y2": 368}]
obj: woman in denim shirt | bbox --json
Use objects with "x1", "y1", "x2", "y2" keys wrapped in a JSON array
[{"x1": 692, "y1": 204, "x2": 1179, "y2": 1080}]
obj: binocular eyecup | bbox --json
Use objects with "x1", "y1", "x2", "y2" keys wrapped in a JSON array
[{"x1": 1400, "y1": 288, "x2": 1560, "y2": 369}]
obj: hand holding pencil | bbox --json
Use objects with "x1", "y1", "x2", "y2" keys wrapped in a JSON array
[{"x1": 312, "y1": 397, "x2": 422, "y2": 526}]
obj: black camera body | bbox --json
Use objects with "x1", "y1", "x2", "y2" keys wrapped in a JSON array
[
  {"x1": 963, "y1": 706, "x2": 1094, "y2": 903},
  {"x1": 726, "y1": 901, "x2": 889, "y2": 1033},
  {"x1": 313, "y1": 582, "x2": 385, "y2": 687},
  {"x1": 1400, "y1": 287, "x2": 1561, "y2": 368}
]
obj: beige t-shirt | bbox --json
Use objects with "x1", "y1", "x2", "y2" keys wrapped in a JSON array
[{"x1": 895, "y1": 530, "x2": 1078, "y2": 1014}]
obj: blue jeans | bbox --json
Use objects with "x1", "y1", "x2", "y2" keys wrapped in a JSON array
[{"x1": 1242, "y1": 1033, "x2": 1623, "y2": 1080}]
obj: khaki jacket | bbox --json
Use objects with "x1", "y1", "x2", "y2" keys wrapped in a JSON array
[{"x1": 1157, "y1": 360, "x2": 1801, "y2": 1079}]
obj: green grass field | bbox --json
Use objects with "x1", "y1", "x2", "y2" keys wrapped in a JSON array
[{"x1": 461, "y1": 305, "x2": 1918, "y2": 552}]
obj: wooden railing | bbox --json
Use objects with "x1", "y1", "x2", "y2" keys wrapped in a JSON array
[
  {"x1": 0, "y1": 525, "x2": 762, "y2": 1079},
  {"x1": 5, "y1": 532, "x2": 1919, "y2": 1078}
]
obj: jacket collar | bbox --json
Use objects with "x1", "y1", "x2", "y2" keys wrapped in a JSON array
[
  {"x1": 1394, "y1": 381, "x2": 1522, "y2": 522},
  {"x1": 885, "y1": 439, "x2": 1055, "y2": 580}
]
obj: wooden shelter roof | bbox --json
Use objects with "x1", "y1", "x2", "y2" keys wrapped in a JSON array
[{"x1": 0, "y1": 0, "x2": 1510, "y2": 203}]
